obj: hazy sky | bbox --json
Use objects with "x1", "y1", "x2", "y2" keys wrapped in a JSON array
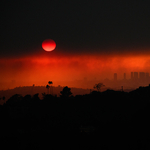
[{"x1": 1, "y1": 1, "x2": 150, "y2": 89}]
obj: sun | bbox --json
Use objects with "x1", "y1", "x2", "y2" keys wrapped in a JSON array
[{"x1": 42, "y1": 39, "x2": 56, "y2": 52}]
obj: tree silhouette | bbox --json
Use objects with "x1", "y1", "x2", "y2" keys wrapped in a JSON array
[
  {"x1": 42, "y1": 92, "x2": 46, "y2": 99},
  {"x1": 6, "y1": 94, "x2": 23, "y2": 106},
  {"x1": 48, "y1": 81, "x2": 53, "y2": 95},
  {"x1": 0, "y1": 97, "x2": 4, "y2": 101},
  {"x1": 32, "y1": 93, "x2": 40, "y2": 102},
  {"x1": 48, "y1": 81, "x2": 53, "y2": 84},
  {"x1": 2, "y1": 96, "x2": 5, "y2": 104},
  {"x1": 93, "y1": 83, "x2": 105, "y2": 92},
  {"x1": 60, "y1": 86, "x2": 72, "y2": 98},
  {"x1": 46, "y1": 84, "x2": 50, "y2": 94}
]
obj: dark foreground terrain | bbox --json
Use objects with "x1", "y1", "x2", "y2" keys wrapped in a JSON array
[{"x1": 0, "y1": 86, "x2": 150, "y2": 149}]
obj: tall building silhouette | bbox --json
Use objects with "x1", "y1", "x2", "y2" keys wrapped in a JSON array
[
  {"x1": 124, "y1": 73, "x2": 126, "y2": 80},
  {"x1": 114, "y1": 73, "x2": 117, "y2": 81},
  {"x1": 146, "y1": 72, "x2": 149, "y2": 79},
  {"x1": 139, "y1": 72, "x2": 145, "y2": 80}
]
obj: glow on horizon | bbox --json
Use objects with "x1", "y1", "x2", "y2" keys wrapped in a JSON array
[{"x1": 1, "y1": 53, "x2": 150, "y2": 89}]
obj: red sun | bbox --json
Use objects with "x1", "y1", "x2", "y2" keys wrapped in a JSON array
[{"x1": 42, "y1": 39, "x2": 56, "y2": 52}]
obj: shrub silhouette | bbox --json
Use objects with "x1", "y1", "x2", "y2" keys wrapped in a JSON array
[
  {"x1": 1, "y1": 85, "x2": 150, "y2": 149},
  {"x1": 93, "y1": 83, "x2": 105, "y2": 92},
  {"x1": 60, "y1": 86, "x2": 72, "y2": 98}
]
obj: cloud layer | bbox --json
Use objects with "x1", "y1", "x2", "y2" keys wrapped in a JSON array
[{"x1": 1, "y1": 53, "x2": 150, "y2": 89}]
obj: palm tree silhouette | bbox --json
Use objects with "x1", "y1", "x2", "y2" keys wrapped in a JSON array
[
  {"x1": 48, "y1": 81, "x2": 53, "y2": 95},
  {"x1": 46, "y1": 84, "x2": 50, "y2": 94}
]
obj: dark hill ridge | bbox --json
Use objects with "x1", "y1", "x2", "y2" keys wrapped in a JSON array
[
  {"x1": 0, "y1": 85, "x2": 90, "y2": 104},
  {"x1": 0, "y1": 85, "x2": 150, "y2": 149}
]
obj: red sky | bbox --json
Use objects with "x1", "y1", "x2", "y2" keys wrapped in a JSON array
[
  {"x1": 1, "y1": 49, "x2": 150, "y2": 90},
  {"x1": 1, "y1": 1, "x2": 150, "y2": 90}
]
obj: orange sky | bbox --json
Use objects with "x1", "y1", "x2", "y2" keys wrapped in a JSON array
[{"x1": 1, "y1": 51, "x2": 150, "y2": 90}]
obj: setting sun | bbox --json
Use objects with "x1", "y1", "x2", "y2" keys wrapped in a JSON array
[{"x1": 42, "y1": 39, "x2": 56, "y2": 52}]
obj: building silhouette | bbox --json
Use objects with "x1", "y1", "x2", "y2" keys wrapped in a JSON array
[
  {"x1": 114, "y1": 73, "x2": 117, "y2": 81},
  {"x1": 105, "y1": 71, "x2": 150, "y2": 90},
  {"x1": 146, "y1": 72, "x2": 149, "y2": 79},
  {"x1": 139, "y1": 72, "x2": 145, "y2": 80},
  {"x1": 124, "y1": 73, "x2": 126, "y2": 80}
]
